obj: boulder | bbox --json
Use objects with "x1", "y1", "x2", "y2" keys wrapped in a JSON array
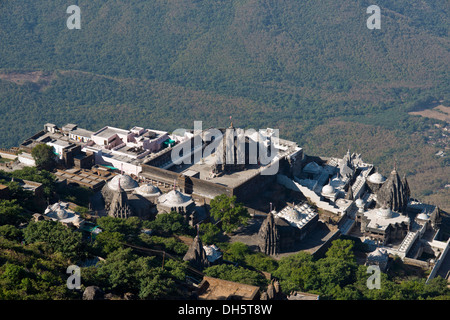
[{"x1": 82, "y1": 286, "x2": 104, "y2": 300}]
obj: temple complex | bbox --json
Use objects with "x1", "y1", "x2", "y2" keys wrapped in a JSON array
[{"x1": 16, "y1": 122, "x2": 450, "y2": 284}]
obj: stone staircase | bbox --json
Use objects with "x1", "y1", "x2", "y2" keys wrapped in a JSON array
[{"x1": 398, "y1": 231, "x2": 418, "y2": 254}]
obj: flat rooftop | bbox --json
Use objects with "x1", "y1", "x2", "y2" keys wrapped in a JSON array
[
  {"x1": 93, "y1": 126, "x2": 130, "y2": 139},
  {"x1": 198, "y1": 276, "x2": 260, "y2": 300},
  {"x1": 49, "y1": 139, "x2": 72, "y2": 148},
  {"x1": 171, "y1": 152, "x2": 263, "y2": 188},
  {"x1": 71, "y1": 128, "x2": 94, "y2": 138},
  {"x1": 54, "y1": 169, "x2": 108, "y2": 189},
  {"x1": 363, "y1": 208, "x2": 410, "y2": 231}
]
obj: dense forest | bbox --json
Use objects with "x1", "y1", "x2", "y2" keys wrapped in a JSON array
[{"x1": 0, "y1": 0, "x2": 448, "y2": 209}]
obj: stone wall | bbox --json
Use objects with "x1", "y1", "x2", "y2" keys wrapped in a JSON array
[
  {"x1": 140, "y1": 164, "x2": 180, "y2": 184},
  {"x1": 140, "y1": 164, "x2": 231, "y2": 200},
  {"x1": 232, "y1": 171, "x2": 276, "y2": 203}
]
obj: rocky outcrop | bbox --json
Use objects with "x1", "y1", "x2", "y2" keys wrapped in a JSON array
[
  {"x1": 83, "y1": 286, "x2": 104, "y2": 300},
  {"x1": 260, "y1": 279, "x2": 284, "y2": 300}
]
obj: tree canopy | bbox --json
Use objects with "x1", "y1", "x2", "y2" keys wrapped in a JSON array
[
  {"x1": 209, "y1": 195, "x2": 250, "y2": 233},
  {"x1": 23, "y1": 220, "x2": 85, "y2": 261},
  {"x1": 31, "y1": 144, "x2": 56, "y2": 171}
]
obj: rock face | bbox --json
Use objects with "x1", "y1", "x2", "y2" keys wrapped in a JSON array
[
  {"x1": 258, "y1": 213, "x2": 280, "y2": 256},
  {"x1": 183, "y1": 235, "x2": 210, "y2": 270},
  {"x1": 261, "y1": 279, "x2": 283, "y2": 300},
  {"x1": 83, "y1": 286, "x2": 104, "y2": 300},
  {"x1": 376, "y1": 168, "x2": 410, "y2": 214}
]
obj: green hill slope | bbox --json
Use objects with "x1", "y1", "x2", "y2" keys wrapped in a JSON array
[{"x1": 0, "y1": 0, "x2": 448, "y2": 209}]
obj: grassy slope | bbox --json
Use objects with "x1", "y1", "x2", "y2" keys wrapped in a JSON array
[{"x1": 0, "y1": 0, "x2": 448, "y2": 209}]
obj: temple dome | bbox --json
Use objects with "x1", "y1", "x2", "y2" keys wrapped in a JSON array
[
  {"x1": 322, "y1": 184, "x2": 335, "y2": 195},
  {"x1": 135, "y1": 183, "x2": 161, "y2": 197},
  {"x1": 376, "y1": 207, "x2": 393, "y2": 219},
  {"x1": 158, "y1": 190, "x2": 192, "y2": 207},
  {"x1": 284, "y1": 207, "x2": 302, "y2": 221},
  {"x1": 416, "y1": 212, "x2": 429, "y2": 221},
  {"x1": 56, "y1": 208, "x2": 69, "y2": 219},
  {"x1": 368, "y1": 172, "x2": 386, "y2": 184},
  {"x1": 45, "y1": 202, "x2": 70, "y2": 219},
  {"x1": 368, "y1": 248, "x2": 388, "y2": 261},
  {"x1": 107, "y1": 174, "x2": 139, "y2": 191},
  {"x1": 355, "y1": 198, "x2": 364, "y2": 207}
]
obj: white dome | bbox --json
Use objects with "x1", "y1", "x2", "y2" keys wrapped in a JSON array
[
  {"x1": 376, "y1": 207, "x2": 393, "y2": 219},
  {"x1": 355, "y1": 198, "x2": 364, "y2": 207},
  {"x1": 50, "y1": 202, "x2": 62, "y2": 211},
  {"x1": 108, "y1": 174, "x2": 139, "y2": 191},
  {"x1": 368, "y1": 172, "x2": 386, "y2": 184},
  {"x1": 416, "y1": 212, "x2": 429, "y2": 220},
  {"x1": 158, "y1": 190, "x2": 192, "y2": 207},
  {"x1": 285, "y1": 208, "x2": 302, "y2": 221},
  {"x1": 56, "y1": 208, "x2": 69, "y2": 219},
  {"x1": 322, "y1": 184, "x2": 335, "y2": 195},
  {"x1": 368, "y1": 248, "x2": 388, "y2": 261},
  {"x1": 135, "y1": 183, "x2": 161, "y2": 197}
]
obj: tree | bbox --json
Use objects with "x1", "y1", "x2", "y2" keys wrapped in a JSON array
[
  {"x1": 9, "y1": 166, "x2": 56, "y2": 199},
  {"x1": 244, "y1": 253, "x2": 279, "y2": 273},
  {"x1": 1, "y1": 263, "x2": 26, "y2": 286},
  {"x1": 273, "y1": 252, "x2": 316, "y2": 293},
  {"x1": 144, "y1": 211, "x2": 193, "y2": 236},
  {"x1": 325, "y1": 239, "x2": 356, "y2": 262},
  {"x1": 138, "y1": 234, "x2": 188, "y2": 255},
  {"x1": 199, "y1": 222, "x2": 221, "y2": 245},
  {"x1": 0, "y1": 224, "x2": 22, "y2": 241},
  {"x1": 209, "y1": 195, "x2": 250, "y2": 234},
  {"x1": 23, "y1": 220, "x2": 84, "y2": 261},
  {"x1": 0, "y1": 199, "x2": 24, "y2": 226},
  {"x1": 314, "y1": 258, "x2": 358, "y2": 298},
  {"x1": 31, "y1": 144, "x2": 56, "y2": 171},
  {"x1": 224, "y1": 242, "x2": 249, "y2": 264},
  {"x1": 96, "y1": 248, "x2": 141, "y2": 294},
  {"x1": 138, "y1": 269, "x2": 176, "y2": 300},
  {"x1": 93, "y1": 231, "x2": 125, "y2": 256},
  {"x1": 96, "y1": 216, "x2": 142, "y2": 236},
  {"x1": 94, "y1": 248, "x2": 180, "y2": 299}
]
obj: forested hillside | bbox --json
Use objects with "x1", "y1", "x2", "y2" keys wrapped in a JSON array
[{"x1": 0, "y1": 0, "x2": 448, "y2": 209}]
